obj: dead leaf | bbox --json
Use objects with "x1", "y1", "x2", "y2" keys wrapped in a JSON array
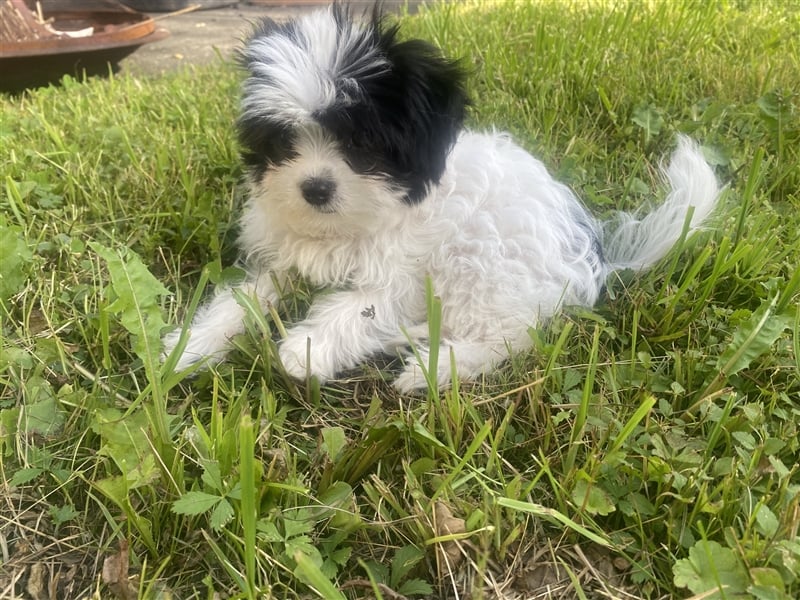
[
  {"x1": 102, "y1": 540, "x2": 138, "y2": 600},
  {"x1": 434, "y1": 501, "x2": 466, "y2": 570},
  {"x1": 26, "y1": 562, "x2": 47, "y2": 600}
]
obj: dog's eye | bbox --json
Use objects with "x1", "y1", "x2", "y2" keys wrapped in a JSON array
[
  {"x1": 339, "y1": 129, "x2": 380, "y2": 174},
  {"x1": 349, "y1": 126, "x2": 374, "y2": 149},
  {"x1": 238, "y1": 118, "x2": 297, "y2": 172}
]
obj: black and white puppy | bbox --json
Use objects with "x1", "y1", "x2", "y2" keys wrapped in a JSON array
[{"x1": 163, "y1": 5, "x2": 720, "y2": 391}]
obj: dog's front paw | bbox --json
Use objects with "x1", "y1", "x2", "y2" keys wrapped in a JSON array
[
  {"x1": 161, "y1": 326, "x2": 230, "y2": 372},
  {"x1": 162, "y1": 329, "x2": 181, "y2": 360},
  {"x1": 278, "y1": 330, "x2": 337, "y2": 382},
  {"x1": 393, "y1": 344, "x2": 454, "y2": 393},
  {"x1": 393, "y1": 362, "x2": 430, "y2": 393}
]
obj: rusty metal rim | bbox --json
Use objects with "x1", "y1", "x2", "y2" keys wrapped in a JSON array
[{"x1": 0, "y1": 8, "x2": 160, "y2": 58}]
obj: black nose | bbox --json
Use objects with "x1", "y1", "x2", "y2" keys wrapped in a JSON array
[{"x1": 300, "y1": 177, "x2": 336, "y2": 207}]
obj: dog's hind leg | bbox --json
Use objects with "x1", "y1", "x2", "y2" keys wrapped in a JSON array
[{"x1": 393, "y1": 335, "x2": 530, "y2": 393}]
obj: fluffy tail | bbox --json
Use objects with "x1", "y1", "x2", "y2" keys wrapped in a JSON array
[{"x1": 602, "y1": 135, "x2": 721, "y2": 272}]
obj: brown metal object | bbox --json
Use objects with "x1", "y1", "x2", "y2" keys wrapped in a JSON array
[
  {"x1": 0, "y1": 1, "x2": 168, "y2": 90},
  {"x1": 0, "y1": 0, "x2": 52, "y2": 43}
]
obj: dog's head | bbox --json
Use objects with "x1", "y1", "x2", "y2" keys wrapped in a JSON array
[{"x1": 237, "y1": 5, "x2": 468, "y2": 234}]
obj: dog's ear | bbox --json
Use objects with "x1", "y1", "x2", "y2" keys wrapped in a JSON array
[
  {"x1": 367, "y1": 18, "x2": 470, "y2": 202},
  {"x1": 383, "y1": 36, "x2": 469, "y2": 136}
]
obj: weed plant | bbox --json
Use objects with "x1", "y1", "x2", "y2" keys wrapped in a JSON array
[{"x1": 1, "y1": 1, "x2": 799, "y2": 598}]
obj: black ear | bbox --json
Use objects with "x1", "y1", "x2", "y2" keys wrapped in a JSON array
[{"x1": 367, "y1": 17, "x2": 470, "y2": 202}]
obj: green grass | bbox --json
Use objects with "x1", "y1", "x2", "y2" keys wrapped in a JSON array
[{"x1": 2, "y1": 1, "x2": 800, "y2": 598}]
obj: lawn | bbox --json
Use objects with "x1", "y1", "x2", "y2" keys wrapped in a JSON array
[{"x1": 2, "y1": 1, "x2": 800, "y2": 598}]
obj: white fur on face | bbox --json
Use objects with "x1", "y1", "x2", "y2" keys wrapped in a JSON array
[{"x1": 242, "y1": 125, "x2": 407, "y2": 243}]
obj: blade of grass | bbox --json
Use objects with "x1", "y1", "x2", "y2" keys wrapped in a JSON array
[
  {"x1": 564, "y1": 324, "x2": 602, "y2": 473},
  {"x1": 425, "y1": 277, "x2": 443, "y2": 405},
  {"x1": 431, "y1": 418, "x2": 493, "y2": 501},
  {"x1": 496, "y1": 497, "x2": 612, "y2": 548},
  {"x1": 239, "y1": 414, "x2": 257, "y2": 600},
  {"x1": 695, "y1": 293, "x2": 791, "y2": 407},
  {"x1": 607, "y1": 394, "x2": 656, "y2": 456},
  {"x1": 294, "y1": 552, "x2": 347, "y2": 600}
]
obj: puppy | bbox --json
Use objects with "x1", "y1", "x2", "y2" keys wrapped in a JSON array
[{"x1": 162, "y1": 5, "x2": 720, "y2": 392}]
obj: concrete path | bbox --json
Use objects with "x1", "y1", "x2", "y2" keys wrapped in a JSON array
[{"x1": 120, "y1": 2, "x2": 421, "y2": 76}]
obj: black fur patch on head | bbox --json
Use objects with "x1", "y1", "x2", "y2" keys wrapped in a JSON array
[
  {"x1": 236, "y1": 5, "x2": 469, "y2": 202},
  {"x1": 237, "y1": 119, "x2": 297, "y2": 181},
  {"x1": 235, "y1": 19, "x2": 291, "y2": 180},
  {"x1": 315, "y1": 8, "x2": 469, "y2": 203}
]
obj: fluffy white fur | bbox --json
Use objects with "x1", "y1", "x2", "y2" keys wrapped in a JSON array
[{"x1": 162, "y1": 7, "x2": 720, "y2": 392}]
